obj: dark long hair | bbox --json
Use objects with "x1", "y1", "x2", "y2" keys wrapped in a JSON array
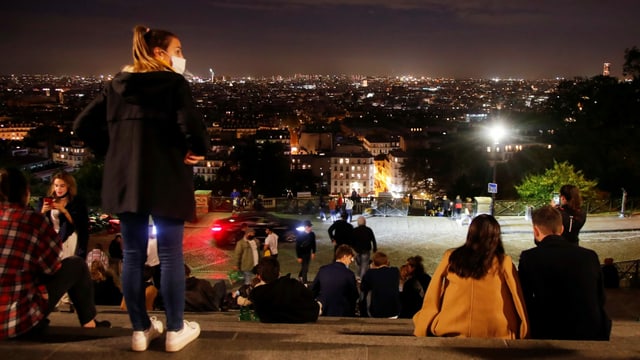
[
  {"x1": 559, "y1": 184, "x2": 584, "y2": 220},
  {"x1": 448, "y1": 214, "x2": 505, "y2": 279},
  {"x1": 0, "y1": 167, "x2": 29, "y2": 206}
]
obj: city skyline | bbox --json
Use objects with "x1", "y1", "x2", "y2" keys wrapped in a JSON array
[{"x1": 1, "y1": 1, "x2": 639, "y2": 79}]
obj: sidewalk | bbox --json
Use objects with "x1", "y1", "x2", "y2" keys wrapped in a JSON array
[
  {"x1": 497, "y1": 213, "x2": 640, "y2": 233},
  {"x1": 5, "y1": 213, "x2": 640, "y2": 359},
  {"x1": 3, "y1": 302, "x2": 639, "y2": 360},
  {"x1": 178, "y1": 212, "x2": 640, "y2": 283}
]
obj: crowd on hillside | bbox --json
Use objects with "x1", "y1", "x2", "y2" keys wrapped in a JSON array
[
  {"x1": 1, "y1": 162, "x2": 616, "y2": 350},
  {"x1": 226, "y1": 188, "x2": 612, "y2": 342}
]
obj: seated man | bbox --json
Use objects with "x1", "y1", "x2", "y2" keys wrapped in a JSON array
[
  {"x1": 518, "y1": 205, "x2": 611, "y2": 340},
  {"x1": 601, "y1": 258, "x2": 620, "y2": 289},
  {"x1": 249, "y1": 257, "x2": 320, "y2": 323},
  {"x1": 184, "y1": 264, "x2": 226, "y2": 312},
  {"x1": 311, "y1": 244, "x2": 359, "y2": 317},
  {"x1": 359, "y1": 251, "x2": 401, "y2": 318},
  {"x1": 0, "y1": 167, "x2": 109, "y2": 339}
]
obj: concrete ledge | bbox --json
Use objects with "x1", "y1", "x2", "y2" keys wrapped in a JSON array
[{"x1": 3, "y1": 307, "x2": 640, "y2": 360}]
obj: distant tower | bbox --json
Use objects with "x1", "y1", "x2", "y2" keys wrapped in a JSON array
[
  {"x1": 209, "y1": 68, "x2": 215, "y2": 82},
  {"x1": 603, "y1": 62, "x2": 611, "y2": 76}
]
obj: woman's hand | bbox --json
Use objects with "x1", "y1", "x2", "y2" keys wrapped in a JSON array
[
  {"x1": 184, "y1": 151, "x2": 204, "y2": 165},
  {"x1": 41, "y1": 202, "x2": 52, "y2": 214}
]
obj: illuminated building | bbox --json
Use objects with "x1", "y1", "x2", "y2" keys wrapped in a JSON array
[{"x1": 329, "y1": 152, "x2": 374, "y2": 196}]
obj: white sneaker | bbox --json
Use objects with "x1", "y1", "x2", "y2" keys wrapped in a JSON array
[
  {"x1": 131, "y1": 316, "x2": 164, "y2": 352},
  {"x1": 165, "y1": 320, "x2": 200, "y2": 352}
]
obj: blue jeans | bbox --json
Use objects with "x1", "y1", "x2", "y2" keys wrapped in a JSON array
[
  {"x1": 355, "y1": 252, "x2": 370, "y2": 279},
  {"x1": 120, "y1": 213, "x2": 185, "y2": 331}
]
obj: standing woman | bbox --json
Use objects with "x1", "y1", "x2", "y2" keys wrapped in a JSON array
[
  {"x1": 413, "y1": 215, "x2": 529, "y2": 339},
  {"x1": 557, "y1": 184, "x2": 586, "y2": 244},
  {"x1": 41, "y1": 171, "x2": 90, "y2": 259},
  {"x1": 74, "y1": 25, "x2": 209, "y2": 352}
]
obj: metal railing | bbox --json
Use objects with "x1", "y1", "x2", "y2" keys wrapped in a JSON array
[
  {"x1": 616, "y1": 259, "x2": 640, "y2": 288},
  {"x1": 204, "y1": 195, "x2": 640, "y2": 217}
]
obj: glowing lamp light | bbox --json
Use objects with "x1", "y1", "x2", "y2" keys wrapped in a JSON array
[{"x1": 489, "y1": 125, "x2": 506, "y2": 145}]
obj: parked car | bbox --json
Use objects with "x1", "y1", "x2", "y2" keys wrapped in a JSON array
[{"x1": 211, "y1": 211, "x2": 307, "y2": 248}]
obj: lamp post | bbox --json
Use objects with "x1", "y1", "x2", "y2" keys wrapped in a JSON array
[
  {"x1": 487, "y1": 125, "x2": 506, "y2": 216},
  {"x1": 490, "y1": 160, "x2": 497, "y2": 215},
  {"x1": 620, "y1": 188, "x2": 627, "y2": 218}
]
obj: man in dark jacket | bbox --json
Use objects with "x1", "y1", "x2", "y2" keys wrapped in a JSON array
[
  {"x1": 295, "y1": 220, "x2": 316, "y2": 284},
  {"x1": 519, "y1": 205, "x2": 611, "y2": 340},
  {"x1": 359, "y1": 252, "x2": 400, "y2": 318},
  {"x1": 249, "y1": 257, "x2": 320, "y2": 323},
  {"x1": 311, "y1": 245, "x2": 359, "y2": 317},
  {"x1": 328, "y1": 217, "x2": 353, "y2": 258},
  {"x1": 184, "y1": 265, "x2": 226, "y2": 312},
  {"x1": 351, "y1": 216, "x2": 377, "y2": 279}
]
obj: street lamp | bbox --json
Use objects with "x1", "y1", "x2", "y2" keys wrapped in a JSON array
[{"x1": 486, "y1": 124, "x2": 506, "y2": 216}]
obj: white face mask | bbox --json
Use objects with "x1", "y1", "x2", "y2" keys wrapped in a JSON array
[{"x1": 171, "y1": 56, "x2": 186, "y2": 75}]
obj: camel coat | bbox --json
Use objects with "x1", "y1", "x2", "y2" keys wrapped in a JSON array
[{"x1": 413, "y1": 250, "x2": 529, "y2": 338}]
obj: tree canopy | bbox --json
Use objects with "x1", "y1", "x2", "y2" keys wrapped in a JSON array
[{"x1": 515, "y1": 161, "x2": 598, "y2": 203}]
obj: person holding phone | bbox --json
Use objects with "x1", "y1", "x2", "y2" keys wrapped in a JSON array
[{"x1": 41, "y1": 171, "x2": 89, "y2": 259}]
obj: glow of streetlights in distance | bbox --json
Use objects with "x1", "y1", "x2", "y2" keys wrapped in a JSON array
[{"x1": 488, "y1": 124, "x2": 507, "y2": 145}]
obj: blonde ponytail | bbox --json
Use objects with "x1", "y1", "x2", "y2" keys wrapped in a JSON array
[{"x1": 123, "y1": 25, "x2": 176, "y2": 73}]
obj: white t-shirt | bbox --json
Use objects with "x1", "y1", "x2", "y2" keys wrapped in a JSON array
[
  {"x1": 264, "y1": 232, "x2": 279, "y2": 255},
  {"x1": 249, "y1": 238, "x2": 259, "y2": 266},
  {"x1": 146, "y1": 237, "x2": 160, "y2": 267}
]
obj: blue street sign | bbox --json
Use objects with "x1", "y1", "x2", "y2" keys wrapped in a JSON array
[{"x1": 488, "y1": 183, "x2": 498, "y2": 194}]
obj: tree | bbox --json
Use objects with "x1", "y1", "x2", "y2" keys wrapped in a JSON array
[
  {"x1": 73, "y1": 160, "x2": 104, "y2": 208},
  {"x1": 546, "y1": 72, "x2": 640, "y2": 195},
  {"x1": 515, "y1": 161, "x2": 598, "y2": 203},
  {"x1": 623, "y1": 46, "x2": 640, "y2": 81},
  {"x1": 400, "y1": 149, "x2": 432, "y2": 193}
]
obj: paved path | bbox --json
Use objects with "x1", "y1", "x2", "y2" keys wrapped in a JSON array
[
  {"x1": 177, "y1": 212, "x2": 640, "y2": 282},
  {"x1": 4, "y1": 303, "x2": 639, "y2": 360},
  {"x1": 6, "y1": 213, "x2": 639, "y2": 360}
]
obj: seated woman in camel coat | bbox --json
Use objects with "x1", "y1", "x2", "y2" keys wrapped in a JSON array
[{"x1": 413, "y1": 214, "x2": 529, "y2": 339}]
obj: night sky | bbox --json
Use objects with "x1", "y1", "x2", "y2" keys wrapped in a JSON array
[{"x1": 1, "y1": 0, "x2": 639, "y2": 79}]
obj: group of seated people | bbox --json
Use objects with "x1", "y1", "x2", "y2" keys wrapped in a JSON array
[
  {"x1": 0, "y1": 165, "x2": 613, "y2": 342},
  {"x1": 235, "y1": 206, "x2": 612, "y2": 343},
  {"x1": 411, "y1": 207, "x2": 611, "y2": 340}
]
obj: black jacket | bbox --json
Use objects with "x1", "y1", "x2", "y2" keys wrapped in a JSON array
[
  {"x1": 311, "y1": 262, "x2": 359, "y2": 317},
  {"x1": 360, "y1": 266, "x2": 400, "y2": 318},
  {"x1": 327, "y1": 220, "x2": 353, "y2": 247},
  {"x1": 558, "y1": 205, "x2": 586, "y2": 244},
  {"x1": 518, "y1": 235, "x2": 611, "y2": 340},
  {"x1": 43, "y1": 195, "x2": 90, "y2": 258},
  {"x1": 249, "y1": 274, "x2": 319, "y2": 323},
  {"x1": 74, "y1": 71, "x2": 209, "y2": 222},
  {"x1": 185, "y1": 277, "x2": 226, "y2": 312},
  {"x1": 351, "y1": 225, "x2": 377, "y2": 254}
]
